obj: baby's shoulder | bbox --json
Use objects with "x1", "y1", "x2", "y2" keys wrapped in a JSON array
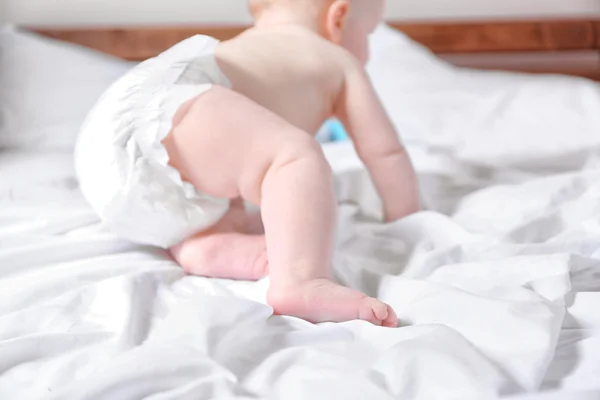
[
  {"x1": 218, "y1": 27, "x2": 361, "y2": 99},
  {"x1": 226, "y1": 26, "x2": 353, "y2": 68}
]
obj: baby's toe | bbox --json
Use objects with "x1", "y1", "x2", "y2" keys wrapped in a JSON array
[
  {"x1": 382, "y1": 305, "x2": 399, "y2": 328},
  {"x1": 371, "y1": 299, "x2": 389, "y2": 321},
  {"x1": 359, "y1": 298, "x2": 388, "y2": 326}
]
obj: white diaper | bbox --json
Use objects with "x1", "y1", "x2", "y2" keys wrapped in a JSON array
[{"x1": 75, "y1": 35, "x2": 232, "y2": 248}]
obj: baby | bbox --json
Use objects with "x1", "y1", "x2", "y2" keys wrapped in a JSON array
[{"x1": 75, "y1": 0, "x2": 420, "y2": 327}]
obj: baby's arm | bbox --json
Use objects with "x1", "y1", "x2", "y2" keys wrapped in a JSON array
[{"x1": 336, "y1": 65, "x2": 420, "y2": 222}]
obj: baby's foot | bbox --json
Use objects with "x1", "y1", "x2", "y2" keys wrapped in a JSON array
[
  {"x1": 170, "y1": 233, "x2": 268, "y2": 280},
  {"x1": 268, "y1": 279, "x2": 398, "y2": 327}
]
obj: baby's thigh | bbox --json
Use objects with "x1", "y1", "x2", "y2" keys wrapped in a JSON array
[{"x1": 163, "y1": 85, "x2": 314, "y2": 203}]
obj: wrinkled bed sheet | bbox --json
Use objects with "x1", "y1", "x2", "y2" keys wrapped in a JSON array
[{"x1": 0, "y1": 140, "x2": 599, "y2": 400}]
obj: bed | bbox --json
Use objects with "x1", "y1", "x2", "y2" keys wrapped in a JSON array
[
  {"x1": 1, "y1": 19, "x2": 600, "y2": 400},
  {"x1": 31, "y1": 19, "x2": 600, "y2": 80}
]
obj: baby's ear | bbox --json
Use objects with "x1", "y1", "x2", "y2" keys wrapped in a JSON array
[{"x1": 324, "y1": 0, "x2": 350, "y2": 44}]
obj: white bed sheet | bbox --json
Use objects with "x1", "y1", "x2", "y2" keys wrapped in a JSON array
[
  {"x1": 1, "y1": 139, "x2": 600, "y2": 400},
  {"x1": 2, "y1": 25, "x2": 600, "y2": 400}
]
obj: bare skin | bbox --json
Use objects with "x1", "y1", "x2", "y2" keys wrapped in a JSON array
[{"x1": 164, "y1": 0, "x2": 420, "y2": 327}]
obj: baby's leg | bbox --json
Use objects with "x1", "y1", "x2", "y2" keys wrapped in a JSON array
[
  {"x1": 164, "y1": 86, "x2": 397, "y2": 327},
  {"x1": 170, "y1": 199, "x2": 268, "y2": 281}
]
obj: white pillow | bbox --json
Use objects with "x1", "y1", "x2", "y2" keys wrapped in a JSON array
[
  {"x1": 367, "y1": 24, "x2": 600, "y2": 172},
  {"x1": 0, "y1": 26, "x2": 134, "y2": 150}
]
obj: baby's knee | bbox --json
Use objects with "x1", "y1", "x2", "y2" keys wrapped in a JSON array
[{"x1": 170, "y1": 236, "x2": 221, "y2": 276}]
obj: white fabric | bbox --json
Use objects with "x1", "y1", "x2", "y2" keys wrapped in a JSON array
[
  {"x1": 511, "y1": 390, "x2": 600, "y2": 400},
  {"x1": 367, "y1": 24, "x2": 600, "y2": 172},
  {"x1": 75, "y1": 35, "x2": 231, "y2": 249},
  {"x1": 0, "y1": 26, "x2": 133, "y2": 150},
  {"x1": 2, "y1": 137, "x2": 600, "y2": 399},
  {"x1": 1, "y1": 24, "x2": 600, "y2": 400}
]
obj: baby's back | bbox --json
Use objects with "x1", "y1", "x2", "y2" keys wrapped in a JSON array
[{"x1": 216, "y1": 26, "x2": 353, "y2": 134}]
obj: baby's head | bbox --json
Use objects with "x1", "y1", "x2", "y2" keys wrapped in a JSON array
[{"x1": 249, "y1": 0, "x2": 384, "y2": 65}]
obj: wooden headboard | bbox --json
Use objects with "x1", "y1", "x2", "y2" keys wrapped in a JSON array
[{"x1": 30, "y1": 19, "x2": 600, "y2": 80}]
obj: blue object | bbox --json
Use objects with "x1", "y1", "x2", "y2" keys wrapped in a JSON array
[
  {"x1": 316, "y1": 119, "x2": 349, "y2": 143},
  {"x1": 328, "y1": 119, "x2": 349, "y2": 141}
]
